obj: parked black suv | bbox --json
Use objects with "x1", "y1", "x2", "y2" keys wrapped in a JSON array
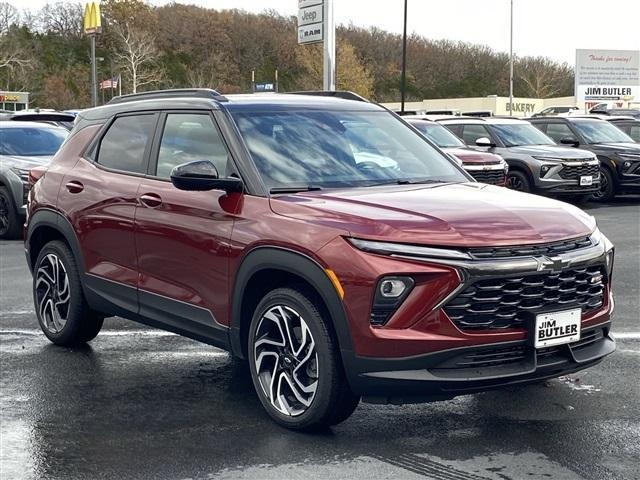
[
  {"x1": 530, "y1": 117, "x2": 640, "y2": 201},
  {"x1": 607, "y1": 117, "x2": 640, "y2": 142}
]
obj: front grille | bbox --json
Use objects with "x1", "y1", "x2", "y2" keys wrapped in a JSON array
[
  {"x1": 559, "y1": 163, "x2": 599, "y2": 180},
  {"x1": 468, "y1": 236, "x2": 592, "y2": 259},
  {"x1": 571, "y1": 328, "x2": 604, "y2": 350},
  {"x1": 469, "y1": 169, "x2": 506, "y2": 185},
  {"x1": 444, "y1": 265, "x2": 606, "y2": 330},
  {"x1": 453, "y1": 345, "x2": 526, "y2": 368}
]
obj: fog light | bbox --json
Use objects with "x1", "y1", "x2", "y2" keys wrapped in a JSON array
[
  {"x1": 540, "y1": 165, "x2": 552, "y2": 177},
  {"x1": 380, "y1": 278, "x2": 408, "y2": 298},
  {"x1": 370, "y1": 276, "x2": 415, "y2": 326}
]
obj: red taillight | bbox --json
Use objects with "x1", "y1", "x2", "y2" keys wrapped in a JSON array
[{"x1": 28, "y1": 166, "x2": 48, "y2": 189}]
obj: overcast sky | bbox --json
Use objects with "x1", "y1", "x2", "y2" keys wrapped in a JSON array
[{"x1": 12, "y1": 0, "x2": 640, "y2": 64}]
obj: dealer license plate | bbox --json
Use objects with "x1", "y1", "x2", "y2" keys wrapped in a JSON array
[
  {"x1": 534, "y1": 308, "x2": 581, "y2": 348},
  {"x1": 580, "y1": 175, "x2": 593, "y2": 186}
]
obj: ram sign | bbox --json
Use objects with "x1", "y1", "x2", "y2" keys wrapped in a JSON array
[{"x1": 575, "y1": 49, "x2": 640, "y2": 110}]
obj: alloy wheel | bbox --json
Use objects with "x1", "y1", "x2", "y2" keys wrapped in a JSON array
[
  {"x1": 592, "y1": 171, "x2": 608, "y2": 201},
  {"x1": 253, "y1": 305, "x2": 319, "y2": 416},
  {"x1": 506, "y1": 174, "x2": 524, "y2": 191},
  {"x1": 0, "y1": 193, "x2": 9, "y2": 235},
  {"x1": 35, "y1": 253, "x2": 71, "y2": 334}
]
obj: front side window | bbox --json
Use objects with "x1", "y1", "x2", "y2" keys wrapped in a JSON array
[
  {"x1": 96, "y1": 114, "x2": 156, "y2": 174},
  {"x1": 231, "y1": 109, "x2": 467, "y2": 190},
  {"x1": 410, "y1": 122, "x2": 465, "y2": 148},
  {"x1": 156, "y1": 114, "x2": 229, "y2": 179},
  {"x1": 571, "y1": 121, "x2": 634, "y2": 144},
  {"x1": 490, "y1": 123, "x2": 555, "y2": 147},
  {"x1": 0, "y1": 126, "x2": 67, "y2": 156},
  {"x1": 544, "y1": 123, "x2": 576, "y2": 143},
  {"x1": 629, "y1": 125, "x2": 640, "y2": 142},
  {"x1": 461, "y1": 124, "x2": 492, "y2": 145}
]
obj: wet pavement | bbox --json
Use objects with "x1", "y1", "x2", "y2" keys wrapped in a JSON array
[{"x1": 1, "y1": 198, "x2": 639, "y2": 480}]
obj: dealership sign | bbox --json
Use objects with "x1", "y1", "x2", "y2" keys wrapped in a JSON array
[
  {"x1": 298, "y1": 0, "x2": 323, "y2": 45},
  {"x1": 575, "y1": 49, "x2": 640, "y2": 108}
]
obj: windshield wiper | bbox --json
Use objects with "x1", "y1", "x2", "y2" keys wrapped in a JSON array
[
  {"x1": 269, "y1": 186, "x2": 323, "y2": 194},
  {"x1": 367, "y1": 179, "x2": 446, "y2": 187}
]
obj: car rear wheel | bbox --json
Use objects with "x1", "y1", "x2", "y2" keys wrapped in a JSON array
[
  {"x1": 506, "y1": 170, "x2": 531, "y2": 193},
  {"x1": 0, "y1": 187, "x2": 21, "y2": 240},
  {"x1": 591, "y1": 167, "x2": 615, "y2": 202},
  {"x1": 33, "y1": 240, "x2": 104, "y2": 346},
  {"x1": 248, "y1": 287, "x2": 359, "y2": 430}
]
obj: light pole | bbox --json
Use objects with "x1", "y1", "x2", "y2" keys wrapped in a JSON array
[
  {"x1": 508, "y1": 0, "x2": 514, "y2": 115},
  {"x1": 400, "y1": 0, "x2": 408, "y2": 113}
]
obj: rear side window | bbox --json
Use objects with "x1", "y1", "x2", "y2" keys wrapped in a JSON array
[
  {"x1": 96, "y1": 114, "x2": 156, "y2": 174},
  {"x1": 629, "y1": 126, "x2": 640, "y2": 142}
]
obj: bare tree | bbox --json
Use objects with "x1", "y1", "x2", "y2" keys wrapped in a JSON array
[
  {"x1": 112, "y1": 22, "x2": 163, "y2": 94},
  {"x1": 517, "y1": 56, "x2": 573, "y2": 98},
  {"x1": 0, "y1": 2, "x2": 18, "y2": 33},
  {"x1": 39, "y1": 2, "x2": 83, "y2": 37}
]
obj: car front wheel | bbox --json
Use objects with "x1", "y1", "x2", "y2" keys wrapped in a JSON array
[
  {"x1": 506, "y1": 170, "x2": 531, "y2": 193},
  {"x1": 248, "y1": 287, "x2": 359, "y2": 430},
  {"x1": 591, "y1": 167, "x2": 615, "y2": 202},
  {"x1": 0, "y1": 186, "x2": 21, "y2": 240}
]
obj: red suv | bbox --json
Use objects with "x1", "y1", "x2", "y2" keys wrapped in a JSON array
[{"x1": 25, "y1": 89, "x2": 616, "y2": 430}]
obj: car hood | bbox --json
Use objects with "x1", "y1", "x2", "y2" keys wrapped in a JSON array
[
  {"x1": 506, "y1": 145, "x2": 595, "y2": 160},
  {"x1": 589, "y1": 143, "x2": 640, "y2": 155},
  {"x1": 444, "y1": 147, "x2": 503, "y2": 164},
  {"x1": 271, "y1": 183, "x2": 596, "y2": 247},
  {"x1": 0, "y1": 154, "x2": 53, "y2": 170}
]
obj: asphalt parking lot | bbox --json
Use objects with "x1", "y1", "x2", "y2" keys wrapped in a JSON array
[{"x1": 1, "y1": 197, "x2": 639, "y2": 480}]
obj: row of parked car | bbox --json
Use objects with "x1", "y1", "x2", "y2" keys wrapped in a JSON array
[
  {"x1": 2, "y1": 101, "x2": 640, "y2": 240},
  {"x1": 403, "y1": 114, "x2": 640, "y2": 203}
]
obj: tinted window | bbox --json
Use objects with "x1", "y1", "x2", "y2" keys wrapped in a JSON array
[
  {"x1": 231, "y1": 110, "x2": 467, "y2": 190},
  {"x1": 572, "y1": 121, "x2": 634, "y2": 144},
  {"x1": 490, "y1": 123, "x2": 555, "y2": 146},
  {"x1": 409, "y1": 122, "x2": 465, "y2": 148},
  {"x1": 0, "y1": 126, "x2": 67, "y2": 156},
  {"x1": 544, "y1": 123, "x2": 576, "y2": 143},
  {"x1": 97, "y1": 114, "x2": 156, "y2": 173},
  {"x1": 461, "y1": 124, "x2": 492, "y2": 145},
  {"x1": 629, "y1": 126, "x2": 640, "y2": 142},
  {"x1": 156, "y1": 114, "x2": 229, "y2": 179}
]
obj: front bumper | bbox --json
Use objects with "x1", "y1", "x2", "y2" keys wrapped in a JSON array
[
  {"x1": 345, "y1": 323, "x2": 615, "y2": 402},
  {"x1": 532, "y1": 159, "x2": 600, "y2": 195}
]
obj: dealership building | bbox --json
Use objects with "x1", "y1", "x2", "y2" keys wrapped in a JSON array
[
  {"x1": 0, "y1": 91, "x2": 29, "y2": 111},
  {"x1": 383, "y1": 95, "x2": 578, "y2": 117}
]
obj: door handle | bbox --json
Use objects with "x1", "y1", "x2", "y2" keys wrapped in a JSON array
[
  {"x1": 65, "y1": 180, "x2": 84, "y2": 194},
  {"x1": 139, "y1": 193, "x2": 162, "y2": 208}
]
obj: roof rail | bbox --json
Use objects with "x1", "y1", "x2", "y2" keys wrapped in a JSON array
[
  {"x1": 287, "y1": 90, "x2": 369, "y2": 102},
  {"x1": 108, "y1": 88, "x2": 228, "y2": 105}
]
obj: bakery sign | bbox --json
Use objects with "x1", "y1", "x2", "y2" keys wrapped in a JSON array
[{"x1": 575, "y1": 49, "x2": 640, "y2": 108}]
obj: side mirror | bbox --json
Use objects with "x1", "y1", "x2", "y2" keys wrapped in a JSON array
[
  {"x1": 170, "y1": 160, "x2": 243, "y2": 193},
  {"x1": 475, "y1": 137, "x2": 496, "y2": 148},
  {"x1": 560, "y1": 137, "x2": 580, "y2": 147}
]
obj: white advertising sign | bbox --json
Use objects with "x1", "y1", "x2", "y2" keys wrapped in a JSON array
[
  {"x1": 298, "y1": 3, "x2": 323, "y2": 26},
  {"x1": 298, "y1": 0, "x2": 323, "y2": 44},
  {"x1": 575, "y1": 49, "x2": 640, "y2": 109}
]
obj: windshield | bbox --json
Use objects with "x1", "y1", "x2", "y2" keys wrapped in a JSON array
[
  {"x1": 231, "y1": 110, "x2": 468, "y2": 190},
  {"x1": 572, "y1": 121, "x2": 634, "y2": 144},
  {"x1": 0, "y1": 126, "x2": 68, "y2": 156},
  {"x1": 491, "y1": 123, "x2": 555, "y2": 147},
  {"x1": 409, "y1": 121, "x2": 465, "y2": 148}
]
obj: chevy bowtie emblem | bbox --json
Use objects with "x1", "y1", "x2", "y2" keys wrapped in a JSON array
[{"x1": 535, "y1": 256, "x2": 569, "y2": 272}]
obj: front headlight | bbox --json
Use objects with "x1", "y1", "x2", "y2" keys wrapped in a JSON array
[{"x1": 348, "y1": 238, "x2": 472, "y2": 261}]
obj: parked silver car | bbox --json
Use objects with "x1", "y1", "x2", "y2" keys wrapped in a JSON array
[
  {"x1": 0, "y1": 121, "x2": 68, "y2": 238},
  {"x1": 439, "y1": 117, "x2": 600, "y2": 201}
]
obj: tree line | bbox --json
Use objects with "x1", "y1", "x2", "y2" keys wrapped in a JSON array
[{"x1": 0, "y1": 0, "x2": 575, "y2": 110}]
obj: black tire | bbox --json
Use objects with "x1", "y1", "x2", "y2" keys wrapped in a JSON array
[
  {"x1": 33, "y1": 240, "x2": 103, "y2": 347},
  {"x1": 591, "y1": 167, "x2": 616, "y2": 202},
  {"x1": 506, "y1": 170, "x2": 531, "y2": 193},
  {"x1": 248, "y1": 286, "x2": 359, "y2": 431},
  {"x1": 0, "y1": 186, "x2": 22, "y2": 240}
]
